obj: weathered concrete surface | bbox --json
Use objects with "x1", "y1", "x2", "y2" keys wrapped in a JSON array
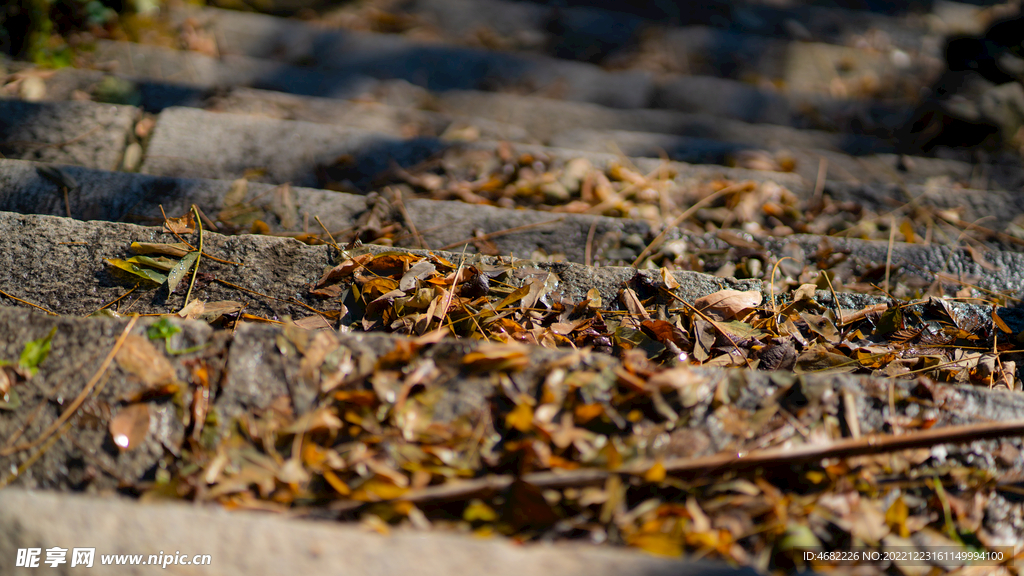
[
  {"x1": 139, "y1": 107, "x2": 808, "y2": 190},
  {"x1": 0, "y1": 99, "x2": 137, "y2": 171},
  {"x1": 0, "y1": 211, "x2": 761, "y2": 321},
  {"x1": 549, "y1": 127, "x2": 1020, "y2": 188},
  {"x1": 0, "y1": 489, "x2": 756, "y2": 576},
  {"x1": 432, "y1": 89, "x2": 891, "y2": 152},
  {"x1": 0, "y1": 308, "x2": 566, "y2": 491},
  {"x1": 141, "y1": 107, "x2": 446, "y2": 188},
  {"x1": 5, "y1": 155, "x2": 1024, "y2": 287},
  {"x1": 205, "y1": 87, "x2": 533, "y2": 143},
  {"x1": 89, "y1": 40, "x2": 380, "y2": 101},
  {"x1": 176, "y1": 6, "x2": 654, "y2": 109}
]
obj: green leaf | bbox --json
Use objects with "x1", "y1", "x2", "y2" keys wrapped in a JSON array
[
  {"x1": 166, "y1": 251, "x2": 199, "y2": 294},
  {"x1": 19, "y1": 327, "x2": 56, "y2": 376},
  {"x1": 106, "y1": 258, "x2": 168, "y2": 285},
  {"x1": 147, "y1": 318, "x2": 182, "y2": 341}
]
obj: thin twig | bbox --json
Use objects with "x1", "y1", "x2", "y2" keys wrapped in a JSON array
[
  {"x1": 88, "y1": 284, "x2": 139, "y2": 316},
  {"x1": 314, "y1": 215, "x2": 342, "y2": 252},
  {"x1": 0, "y1": 316, "x2": 138, "y2": 457},
  {"x1": 213, "y1": 279, "x2": 328, "y2": 317},
  {"x1": 0, "y1": 288, "x2": 57, "y2": 316},
  {"x1": 10, "y1": 126, "x2": 101, "y2": 150},
  {"x1": 585, "y1": 218, "x2": 599, "y2": 267},
  {"x1": 390, "y1": 187, "x2": 426, "y2": 250},
  {"x1": 811, "y1": 156, "x2": 828, "y2": 209},
  {"x1": 180, "y1": 204, "x2": 203, "y2": 313},
  {"x1": 884, "y1": 215, "x2": 896, "y2": 296}
]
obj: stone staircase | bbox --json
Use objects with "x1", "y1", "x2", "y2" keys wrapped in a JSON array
[{"x1": 3, "y1": 0, "x2": 1024, "y2": 573}]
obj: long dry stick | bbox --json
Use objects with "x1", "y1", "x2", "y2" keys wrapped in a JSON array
[
  {"x1": 395, "y1": 418, "x2": 1024, "y2": 504},
  {"x1": 0, "y1": 316, "x2": 138, "y2": 457}
]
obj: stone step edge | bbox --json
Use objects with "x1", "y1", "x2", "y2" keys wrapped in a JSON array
[{"x1": 3, "y1": 156, "x2": 1024, "y2": 300}]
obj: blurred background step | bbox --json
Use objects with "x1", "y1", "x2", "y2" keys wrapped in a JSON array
[
  {"x1": 0, "y1": 99, "x2": 137, "y2": 171},
  {"x1": 74, "y1": 36, "x2": 917, "y2": 137},
  {"x1": 549, "y1": 127, "x2": 1024, "y2": 189}
]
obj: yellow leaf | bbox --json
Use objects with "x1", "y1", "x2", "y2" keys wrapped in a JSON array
[
  {"x1": 462, "y1": 344, "x2": 529, "y2": 372},
  {"x1": 506, "y1": 402, "x2": 534, "y2": 432},
  {"x1": 463, "y1": 499, "x2": 499, "y2": 522},
  {"x1": 351, "y1": 478, "x2": 408, "y2": 501},
  {"x1": 899, "y1": 219, "x2": 917, "y2": 243},
  {"x1": 885, "y1": 496, "x2": 910, "y2": 538},
  {"x1": 644, "y1": 460, "x2": 666, "y2": 483},
  {"x1": 628, "y1": 532, "x2": 683, "y2": 557},
  {"x1": 574, "y1": 403, "x2": 604, "y2": 423},
  {"x1": 322, "y1": 469, "x2": 351, "y2": 496},
  {"x1": 993, "y1": 308, "x2": 1012, "y2": 334}
]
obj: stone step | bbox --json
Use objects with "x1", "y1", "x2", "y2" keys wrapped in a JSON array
[
  {"x1": 3, "y1": 157, "x2": 1023, "y2": 300},
  {"x1": 499, "y1": 0, "x2": 981, "y2": 51},
  {"x1": 13, "y1": 71, "x2": 1013, "y2": 192},
  {"x1": 189, "y1": 2, "x2": 945, "y2": 99},
  {"x1": 79, "y1": 37, "x2": 917, "y2": 136},
  {"x1": 37, "y1": 65, "x2": 905, "y2": 154},
  {"x1": 0, "y1": 489, "x2": 753, "y2": 576},
  {"x1": 137, "y1": 106, "x2": 807, "y2": 190},
  {"x1": 0, "y1": 99, "x2": 138, "y2": 171},
  {"x1": 169, "y1": 7, "x2": 656, "y2": 110},
  {"x1": 138, "y1": 105, "x2": 1007, "y2": 195},
  {"x1": 549, "y1": 127, "x2": 1024, "y2": 189}
]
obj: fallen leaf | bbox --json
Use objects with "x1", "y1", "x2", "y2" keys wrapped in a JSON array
[
  {"x1": 506, "y1": 402, "x2": 534, "y2": 432},
  {"x1": 130, "y1": 242, "x2": 191, "y2": 257},
  {"x1": 166, "y1": 250, "x2": 199, "y2": 294},
  {"x1": 110, "y1": 403, "x2": 150, "y2": 451},
  {"x1": 163, "y1": 212, "x2": 195, "y2": 234},
  {"x1": 106, "y1": 258, "x2": 168, "y2": 284},
  {"x1": 694, "y1": 289, "x2": 762, "y2": 320},
  {"x1": 462, "y1": 344, "x2": 528, "y2": 372},
  {"x1": 115, "y1": 335, "x2": 178, "y2": 387},
  {"x1": 19, "y1": 327, "x2": 56, "y2": 377}
]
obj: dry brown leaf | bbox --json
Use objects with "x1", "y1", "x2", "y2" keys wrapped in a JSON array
[
  {"x1": 163, "y1": 212, "x2": 195, "y2": 234},
  {"x1": 317, "y1": 254, "x2": 373, "y2": 287},
  {"x1": 660, "y1": 267, "x2": 680, "y2": 290},
  {"x1": 964, "y1": 244, "x2": 997, "y2": 271},
  {"x1": 177, "y1": 299, "x2": 206, "y2": 320},
  {"x1": 298, "y1": 331, "x2": 341, "y2": 389},
  {"x1": 694, "y1": 289, "x2": 762, "y2": 320},
  {"x1": 110, "y1": 403, "x2": 151, "y2": 451},
  {"x1": 115, "y1": 335, "x2": 178, "y2": 388},
  {"x1": 294, "y1": 315, "x2": 333, "y2": 331},
  {"x1": 619, "y1": 288, "x2": 650, "y2": 320},
  {"x1": 462, "y1": 344, "x2": 529, "y2": 372}
]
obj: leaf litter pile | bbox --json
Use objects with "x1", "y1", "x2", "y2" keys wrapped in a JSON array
[{"x1": 5, "y1": 154, "x2": 1024, "y2": 574}]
